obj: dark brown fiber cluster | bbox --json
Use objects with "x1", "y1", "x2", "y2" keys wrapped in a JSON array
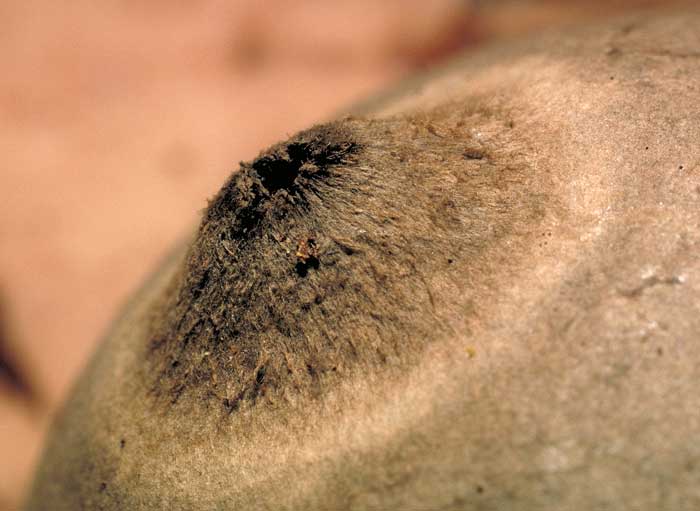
[{"x1": 145, "y1": 110, "x2": 536, "y2": 415}]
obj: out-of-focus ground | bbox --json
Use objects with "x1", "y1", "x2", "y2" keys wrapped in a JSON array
[{"x1": 0, "y1": 0, "x2": 694, "y2": 508}]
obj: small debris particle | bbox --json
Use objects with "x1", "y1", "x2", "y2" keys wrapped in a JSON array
[
  {"x1": 296, "y1": 237, "x2": 318, "y2": 264},
  {"x1": 295, "y1": 237, "x2": 320, "y2": 276},
  {"x1": 463, "y1": 149, "x2": 485, "y2": 160},
  {"x1": 426, "y1": 124, "x2": 444, "y2": 138}
]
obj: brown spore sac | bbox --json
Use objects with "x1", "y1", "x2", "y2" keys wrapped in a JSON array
[{"x1": 144, "y1": 111, "x2": 540, "y2": 417}]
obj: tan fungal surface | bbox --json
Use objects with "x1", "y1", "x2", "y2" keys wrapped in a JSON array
[{"x1": 27, "y1": 10, "x2": 700, "y2": 510}]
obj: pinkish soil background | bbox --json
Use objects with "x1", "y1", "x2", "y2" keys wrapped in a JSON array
[{"x1": 0, "y1": 0, "x2": 691, "y2": 508}]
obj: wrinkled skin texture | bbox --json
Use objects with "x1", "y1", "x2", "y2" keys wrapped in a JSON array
[{"x1": 27, "y1": 10, "x2": 700, "y2": 510}]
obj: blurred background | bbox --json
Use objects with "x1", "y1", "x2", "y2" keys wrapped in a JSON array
[{"x1": 0, "y1": 0, "x2": 694, "y2": 508}]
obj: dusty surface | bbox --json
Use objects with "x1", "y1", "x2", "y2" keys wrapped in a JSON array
[{"x1": 25, "y1": 8, "x2": 700, "y2": 510}]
